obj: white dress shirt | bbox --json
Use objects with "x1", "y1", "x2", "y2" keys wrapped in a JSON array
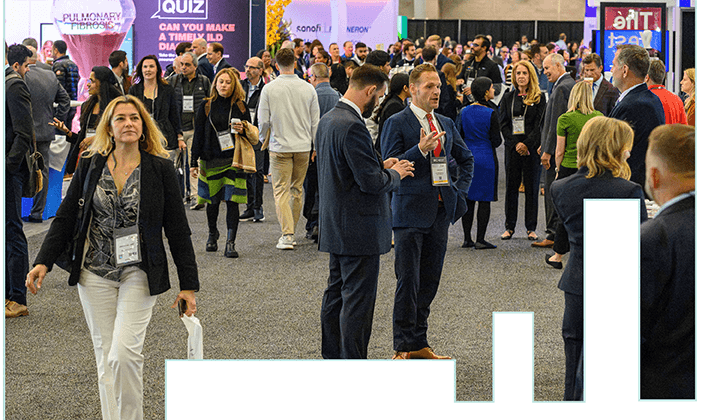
[{"x1": 410, "y1": 103, "x2": 445, "y2": 156}]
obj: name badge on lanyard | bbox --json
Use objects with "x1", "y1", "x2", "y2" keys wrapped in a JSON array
[
  {"x1": 114, "y1": 224, "x2": 142, "y2": 267},
  {"x1": 183, "y1": 95, "x2": 194, "y2": 112},
  {"x1": 211, "y1": 106, "x2": 234, "y2": 151},
  {"x1": 511, "y1": 95, "x2": 528, "y2": 135},
  {"x1": 430, "y1": 155, "x2": 450, "y2": 186},
  {"x1": 217, "y1": 130, "x2": 234, "y2": 151},
  {"x1": 86, "y1": 128, "x2": 96, "y2": 137}
]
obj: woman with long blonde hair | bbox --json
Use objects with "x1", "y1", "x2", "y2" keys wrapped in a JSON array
[
  {"x1": 190, "y1": 67, "x2": 254, "y2": 258},
  {"x1": 680, "y1": 68, "x2": 695, "y2": 126},
  {"x1": 545, "y1": 81, "x2": 603, "y2": 268},
  {"x1": 498, "y1": 60, "x2": 546, "y2": 240},
  {"x1": 27, "y1": 95, "x2": 199, "y2": 419},
  {"x1": 549, "y1": 116, "x2": 647, "y2": 401},
  {"x1": 85, "y1": 95, "x2": 169, "y2": 159}
]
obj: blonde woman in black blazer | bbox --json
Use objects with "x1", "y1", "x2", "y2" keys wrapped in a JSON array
[
  {"x1": 550, "y1": 116, "x2": 647, "y2": 400},
  {"x1": 27, "y1": 95, "x2": 198, "y2": 419}
]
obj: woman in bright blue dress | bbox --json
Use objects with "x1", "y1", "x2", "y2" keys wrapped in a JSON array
[{"x1": 456, "y1": 77, "x2": 502, "y2": 249}]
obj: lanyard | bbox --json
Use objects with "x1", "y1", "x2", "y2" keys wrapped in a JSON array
[
  {"x1": 511, "y1": 94, "x2": 529, "y2": 119},
  {"x1": 208, "y1": 104, "x2": 233, "y2": 133}
]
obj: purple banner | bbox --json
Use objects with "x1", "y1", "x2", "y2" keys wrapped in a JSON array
[
  {"x1": 133, "y1": 0, "x2": 251, "y2": 72},
  {"x1": 284, "y1": 0, "x2": 398, "y2": 50}
]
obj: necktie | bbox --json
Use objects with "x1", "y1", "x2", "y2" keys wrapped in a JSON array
[{"x1": 425, "y1": 113, "x2": 441, "y2": 156}]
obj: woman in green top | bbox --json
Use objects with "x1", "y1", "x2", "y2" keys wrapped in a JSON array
[{"x1": 546, "y1": 82, "x2": 602, "y2": 269}]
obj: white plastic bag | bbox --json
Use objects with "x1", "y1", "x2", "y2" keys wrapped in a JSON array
[{"x1": 180, "y1": 314, "x2": 204, "y2": 360}]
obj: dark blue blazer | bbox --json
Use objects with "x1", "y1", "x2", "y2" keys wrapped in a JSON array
[
  {"x1": 381, "y1": 106, "x2": 474, "y2": 228},
  {"x1": 640, "y1": 194, "x2": 695, "y2": 399},
  {"x1": 608, "y1": 83, "x2": 665, "y2": 188},
  {"x1": 316, "y1": 101, "x2": 401, "y2": 256},
  {"x1": 197, "y1": 54, "x2": 215, "y2": 81},
  {"x1": 550, "y1": 166, "x2": 647, "y2": 296}
]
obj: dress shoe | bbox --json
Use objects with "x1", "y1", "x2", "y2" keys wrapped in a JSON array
[
  {"x1": 531, "y1": 238, "x2": 554, "y2": 248},
  {"x1": 461, "y1": 240, "x2": 475, "y2": 248},
  {"x1": 25, "y1": 216, "x2": 43, "y2": 223},
  {"x1": 408, "y1": 347, "x2": 451, "y2": 359},
  {"x1": 310, "y1": 225, "x2": 318, "y2": 242},
  {"x1": 545, "y1": 254, "x2": 563, "y2": 269},
  {"x1": 474, "y1": 240, "x2": 496, "y2": 249},
  {"x1": 392, "y1": 351, "x2": 410, "y2": 359},
  {"x1": 5, "y1": 300, "x2": 28, "y2": 318},
  {"x1": 206, "y1": 229, "x2": 220, "y2": 252},
  {"x1": 191, "y1": 202, "x2": 205, "y2": 210}
]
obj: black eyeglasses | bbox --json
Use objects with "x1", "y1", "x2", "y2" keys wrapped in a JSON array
[{"x1": 244, "y1": 65, "x2": 260, "y2": 70}]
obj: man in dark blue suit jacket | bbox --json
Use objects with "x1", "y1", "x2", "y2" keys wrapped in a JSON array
[
  {"x1": 381, "y1": 64, "x2": 474, "y2": 359},
  {"x1": 641, "y1": 124, "x2": 695, "y2": 399},
  {"x1": 608, "y1": 44, "x2": 665, "y2": 190},
  {"x1": 317, "y1": 65, "x2": 414, "y2": 359}
]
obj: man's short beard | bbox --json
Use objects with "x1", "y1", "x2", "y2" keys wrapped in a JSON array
[{"x1": 362, "y1": 93, "x2": 378, "y2": 119}]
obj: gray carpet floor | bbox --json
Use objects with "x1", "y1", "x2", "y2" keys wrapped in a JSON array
[{"x1": 4, "y1": 148, "x2": 567, "y2": 418}]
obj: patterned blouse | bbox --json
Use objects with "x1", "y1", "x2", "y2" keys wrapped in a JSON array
[{"x1": 83, "y1": 164, "x2": 141, "y2": 281}]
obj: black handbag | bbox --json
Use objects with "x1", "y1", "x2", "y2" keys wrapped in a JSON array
[
  {"x1": 22, "y1": 148, "x2": 45, "y2": 198},
  {"x1": 54, "y1": 159, "x2": 95, "y2": 272}
]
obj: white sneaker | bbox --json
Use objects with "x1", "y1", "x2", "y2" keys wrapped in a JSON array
[{"x1": 276, "y1": 235, "x2": 294, "y2": 250}]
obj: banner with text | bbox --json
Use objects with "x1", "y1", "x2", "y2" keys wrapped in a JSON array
[
  {"x1": 283, "y1": 0, "x2": 398, "y2": 51},
  {"x1": 600, "y1": 4, "x2": 665, "y2": 71},
  {"x1": 134, "y1": 0, "x2": 251, "y2": 72}
]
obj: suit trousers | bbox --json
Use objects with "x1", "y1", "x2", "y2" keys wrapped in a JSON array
[
  {"x1": 302, "y1": 155, "x2": 318, "y2": 231},
  {"x1": 5, "y1": 169, "x2": 29, "y2": 305},
  {"x1": 78, "y1": 267, "x2": 157, "y2": 420},
  {"x1": 269, "y1": 151, "x2": 310, "y2": 236},
  {"x1": 552, "y1": 166, "x2": 577, "y2": 255},
  {"x1": 393, "y1": 206, "x2": 449, "y2": 352},
  {"x1": 562, "y1": 291, "x2": 583, "y2": 401},
  {"x1": 245, "y1": 144, "x2": 265, "y2": 210},
  {"x1": 321, "y1": 253, "x2": 380, "y2": 359},
  {"x1": 543, "y1": 155, "x2": 559, "y2": 240}
]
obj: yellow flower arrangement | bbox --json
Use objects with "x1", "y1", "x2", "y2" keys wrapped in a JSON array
[{"x1": 266, "y1": 0, "x2": 293, "y2": 55}]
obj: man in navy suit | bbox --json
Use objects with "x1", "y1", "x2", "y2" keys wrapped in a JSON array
[
  {"x1": 191, "y1": 38, "x2": 214, "y2": 82},
  {"x1": 381, "y1": 64, "x2": 474, "y2": 359},
  {"x1": 641, "y1": 124, "x2": 695, "y2": 399},
  {"x1": 317, "y1": 64, "x2": 414, "y2": 359},
  {"x1": 207, "y1": 42, "x2": 232, "y2": 77},
  {"x1": 608, "y1": 44, "x2": 665, "y2": 190}
]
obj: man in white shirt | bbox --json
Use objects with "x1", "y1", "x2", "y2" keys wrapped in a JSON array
[{"x1": 259, "y1": 47, "x2": 320, "y2": 250}]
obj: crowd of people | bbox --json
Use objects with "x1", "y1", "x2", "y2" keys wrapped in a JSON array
[{"x1": 5, "y1": 28, "x2": 695, "y2": 418}]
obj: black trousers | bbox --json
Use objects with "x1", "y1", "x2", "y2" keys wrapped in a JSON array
[
  {"x1": 461, "y1": 199, "x2": 491, "y2": 242},
  {"x1": 302, "y1": 155, "x2": 318, "y2": 231},
  {"x1": 321, "y1": 253, "x2": 380, "y2": 359},
  {"x1": 552, "y1": 165, "x2": 577, "y2": 255},
  {"x1": 562, "y1": 291, "x2": 583, "y2": 401},
  {"x1": 504, "y1": 147, "x2": 539, "y2": 232},
  {"x1": 245, "y1": 145, "x2": 265, "y2": 210},
  {"x1": 543, "y1": 155, "x2": 559, "y2": 240}
]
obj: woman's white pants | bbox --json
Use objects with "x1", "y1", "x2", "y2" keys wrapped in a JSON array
[{"x1": 78, "y1": 267, "x2": 157, "y2": 420}]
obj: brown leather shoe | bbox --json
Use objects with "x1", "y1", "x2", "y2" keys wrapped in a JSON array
[
  {"x1": 408, "y1": 347, "x2": 451, "y2": 359},
  {"x1": 531, "y1": 239, "x2": 554, "y2": 248},
  {"x1": 5, "y1": 300, "x2": 28, "y2": 318},
  {"x1": 392, "y1": 351, "x2": 410, "y2": 359}
]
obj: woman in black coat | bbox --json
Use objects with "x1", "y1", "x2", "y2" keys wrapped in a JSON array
[
  {"x1": 129, "y1": 55, "x2": 185, "y2": 163},
  {"x1": 27, "y1": 95, "x2": 198, "y2": 418},
  {"x1": 52, "y1": 66, "x2": 122, "y2": 174},
  {"x1": 190, "y1": 68, "x2": 253, "y2": 258},
  {"x1": 498, "y1": 60, "x2": 547, "y2": 241}
]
